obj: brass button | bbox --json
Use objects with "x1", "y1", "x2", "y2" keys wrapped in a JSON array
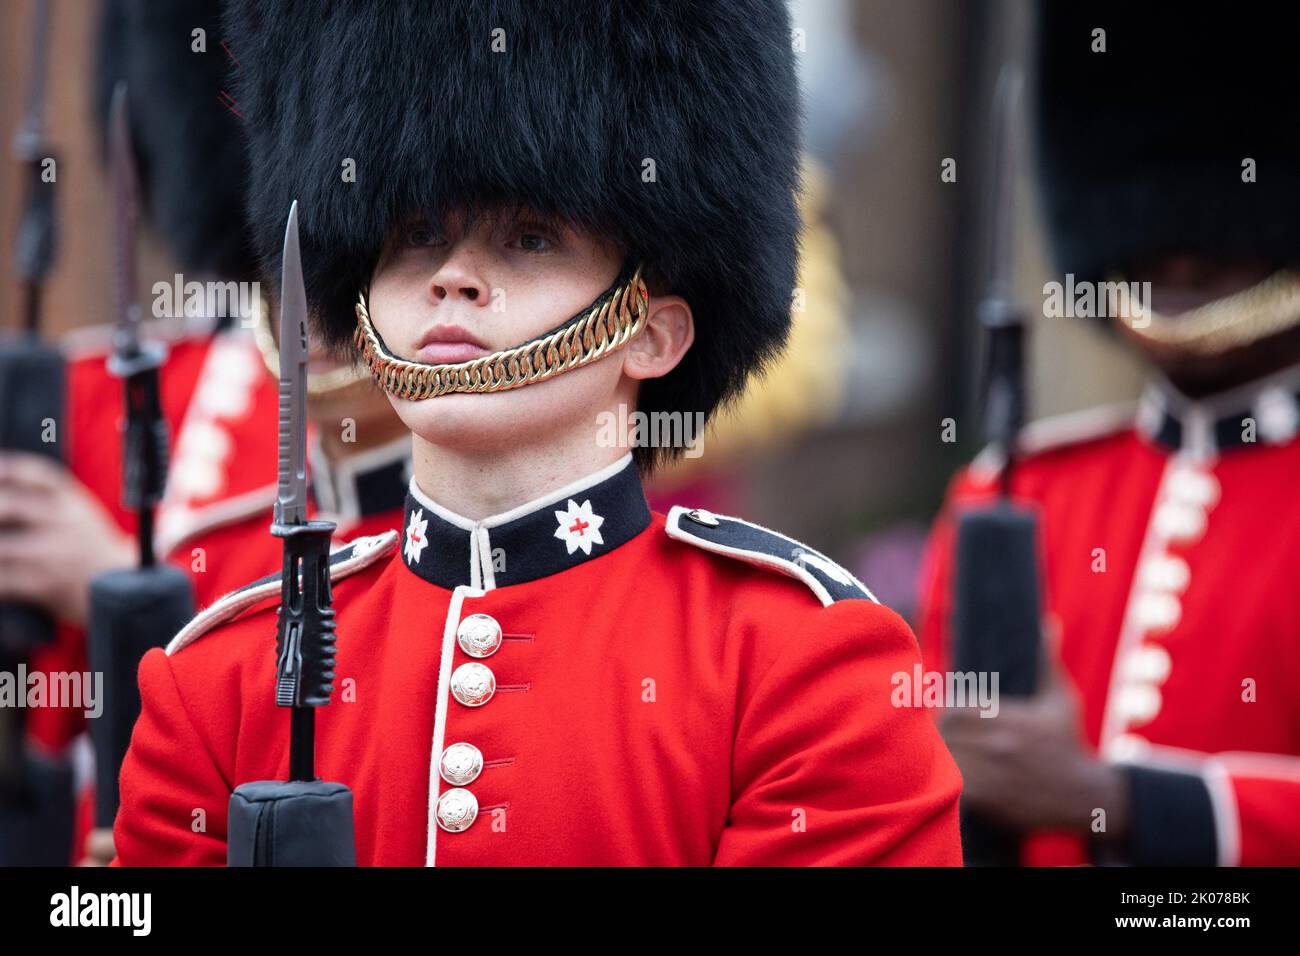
[
  {"x1": 440, "y1": 742, "x2": 484, "y2": 786},
  {"x1": 457, "y1": 613, "x2": 503, "y2": 658},
  {"x1": 435, "y1": 787, "x2": 479, "y2": 833},
  {"x1": 450, "y1": 662, "x2": 496, "y2": 707}
]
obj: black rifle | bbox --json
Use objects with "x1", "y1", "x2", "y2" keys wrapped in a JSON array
[
  {"x1": 950, "y1": 67, "x2": 1044, "y2": 866},
  {"x1": 85, "y1": 85, "x2": 195, "y2": 836},
  {"x1": 226, "y1": 202, "x2": 356, "y2": 866},
  {"x1": 0, "y1": 0, "x2": 73, "y2": 866}
]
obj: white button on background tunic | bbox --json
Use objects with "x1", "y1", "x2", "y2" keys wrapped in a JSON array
[
  {"x1": 1131, "y1": 592, "x2": 1181, "y2": 633},
  {"x1": 1165, "y1": 468, "x2": 1219, "y2": 509},
  {"x1": 1120, "y1": 644, "x2": 1173, "y2": 684},
  {"x1": 1137, "y1": 554, "x2": 1191, "y2": 593},
  {"x1": 1114, "y1": 684, "x2": 1162, "y2": 725},
  {"x1": 1153, "y1": 502, "x2": 1206, "y2": 543}
]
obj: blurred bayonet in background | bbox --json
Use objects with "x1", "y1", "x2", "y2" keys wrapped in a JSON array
[
  {"x1": 0, "y1": 0, "x2": 73, "y2": 866},
  {"x1": 13, "y1": 0, "x2": 57, "y2": 333},
  {"x1": 978, "y1": 66, "x2": 1028, "y2": 495},
  {"x1": 950, "y1": 65, "x2": 1045, "y2": 867},
  {"x1": 105, "y1": 82, "x2": 168, "y2": 564},
  {"x1": 109, "y1": 81, "x2": 143, "y2": 371},
  {"x1": 85, "y1": 83, "x2": 195, "y2": 843}
]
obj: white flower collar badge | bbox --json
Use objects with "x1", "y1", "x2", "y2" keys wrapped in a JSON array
[
  {"x1": 405, "y1": 508, "x2": 430, "y2": 564},
  {"x1": 554, "y1": 498, "x2": 605, "y2": 556}
]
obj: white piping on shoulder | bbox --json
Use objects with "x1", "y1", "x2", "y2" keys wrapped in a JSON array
[
  {"x1": 970, "y1": 401, "x2": 1137, "y2": 482},
  {"x1": 59, "y1": 313, "x2": 220, "y2": 360},
  {"x1": 156, "y1": 482, "x2": 277, "y2": 558},
  {"x1": 164, "y1": 530, "x2": 399, "y2": 656},
  {"x1": 664, "y1": 506, "x2": 876, "y2": 607}
]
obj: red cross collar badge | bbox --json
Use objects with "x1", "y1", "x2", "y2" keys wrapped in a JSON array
[
  {"x1": 553, "y1": 498, "x2": 606, "y2": 556},
  {"x1": 405, "y1": 507, "x2": 430, "y2": 564}
]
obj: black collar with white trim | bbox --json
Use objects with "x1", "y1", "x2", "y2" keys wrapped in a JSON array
[
  {"x1": 309, "y1": 436, "x2": 412, "y2": 521},
  {"x1": 400, "y1": 453, "x2": 651, "y2": 590},
  {"x1": 1136, "y1": 362, "x2": 1300, "y2": 458}
]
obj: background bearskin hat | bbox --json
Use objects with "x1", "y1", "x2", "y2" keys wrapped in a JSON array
[
  {"x1": 226, "y1": 0, "x2": 803, "y2": 464},
  {"x1": 1034, "y1": 2, "x2": 1300, "y2": 285},
  {"x1": 94, "y1": 0, "x2": 258, "y2": 282}
]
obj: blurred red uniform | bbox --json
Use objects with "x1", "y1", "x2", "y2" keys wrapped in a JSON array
[
  {"x1": 25, "y1": 321, "x2": 220, "y2": 758},
  {"x1": 29, "y1": 323, "x2": 410, "y2": 859},
  {"x1": 115, "y1": 454, "x2": 963, "y2": 866},
  {"x1": 919, "y1": 373, "x2": 1300, "y2": 865}
]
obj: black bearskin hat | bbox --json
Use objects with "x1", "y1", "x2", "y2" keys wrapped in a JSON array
[
  {"x1": 226, "y1": 0, "x2": 803, "y2": 460},
  {"x1": 94, "y1": 0, "x2": 257, "y2": 281},
  {"x1": 1034, "y1": 3, "x2": 1300, "y2": 284}
]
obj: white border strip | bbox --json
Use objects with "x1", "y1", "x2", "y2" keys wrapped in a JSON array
[
  {"x1": 165, "y1": 530, "x2": 398, "y2": 656},
  {"x1": 664, "y1": 506, "x2": 876, "y2": 606}
]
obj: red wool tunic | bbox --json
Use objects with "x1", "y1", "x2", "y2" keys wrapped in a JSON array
[
  {"x1": 919, "y1": 372, "x2": 1300, "y2": 866},
  {"x1": 115, "y1": 455, "x2": 964, "y2": 866}
]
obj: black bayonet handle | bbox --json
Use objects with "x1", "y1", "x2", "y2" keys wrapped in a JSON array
[{"x1": 272, "y1": 520, "x2": 338, "y2": 781}]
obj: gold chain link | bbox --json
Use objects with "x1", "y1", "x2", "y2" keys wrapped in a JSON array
[
  {"x1": 353, "y1": 267, "x2": 649, "y2": 400},
  {"x1": 1118, "y1": 269, "x2": 1300, "y2": 356}
]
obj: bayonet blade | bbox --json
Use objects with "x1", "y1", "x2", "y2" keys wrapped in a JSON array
[
  {"x1": 109, "y1": 82, "x2": 141, "y2": 359},
  {"x1": 13, "y1": 0, "x2": 52, "y2": 163},
  {"x1": 13, "y1": 0, "x2": 57, "y2": 297},
  {"x1": 981, "y1": 65, "x2": 1024, "y2": 321},
  {"x1": 274, "y1": 201, "x2": 310, "y2": 529}
]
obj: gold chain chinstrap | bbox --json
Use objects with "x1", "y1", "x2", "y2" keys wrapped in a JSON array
[{"x1": 354, "y1": 267, "x2": 649, "y2": 400}]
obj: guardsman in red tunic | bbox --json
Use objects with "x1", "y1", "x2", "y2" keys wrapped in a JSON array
[
  {"x1": 919, "y1": 5, "x2": 1300, "y2": 866},
  {"x1": 113, "y1": 0, "x2": 963, "y2": 866}
]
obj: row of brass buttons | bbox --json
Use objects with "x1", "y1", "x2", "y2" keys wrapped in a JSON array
[{"x1": 436, "y1": 613, "x2": 503, "y2": 833}]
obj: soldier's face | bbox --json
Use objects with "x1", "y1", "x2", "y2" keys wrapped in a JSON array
[
  {"x1": 1116, "y1": 254, "x2": 1300, "y2": 395},
  {"x1": 365, "y1": 208, "x2": 634, "y2": 456}
]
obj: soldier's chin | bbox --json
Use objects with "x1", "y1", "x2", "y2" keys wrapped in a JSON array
[{"x1": 384, "y1": 364, "x2": 618, "y2": 457}]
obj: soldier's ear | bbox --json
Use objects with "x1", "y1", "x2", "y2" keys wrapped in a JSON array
[{"x1": 622, "y1": 295, "x2": 694, "y2": 382}]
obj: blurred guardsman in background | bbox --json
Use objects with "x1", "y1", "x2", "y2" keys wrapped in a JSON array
[
  {"x1": 113, "y1": 0, "x2": 962, "y2": 866},
  {"x1": 78, "y1": 0, "x2": 413, "y2": 865},
  {"x1": 920, "y1": 3, "x2": 1300, "y2": 865},
  {"x1": 1, "y1": 0, "x2": 262, "y2": 863},
  {"x1": 0, "y1": 0, "x2": 413, "y2": 865}
]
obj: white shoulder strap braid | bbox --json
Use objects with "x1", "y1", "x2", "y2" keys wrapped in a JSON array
[
  {"x1": 665, "y1": 506, "x2": 876, "y2": 607},
  {"x1": 969, "y1": 400, "x2": 1137, "y2": 480},
  {"x1": 166, "y1": 530, "x2": 399, "y2": 656}
]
